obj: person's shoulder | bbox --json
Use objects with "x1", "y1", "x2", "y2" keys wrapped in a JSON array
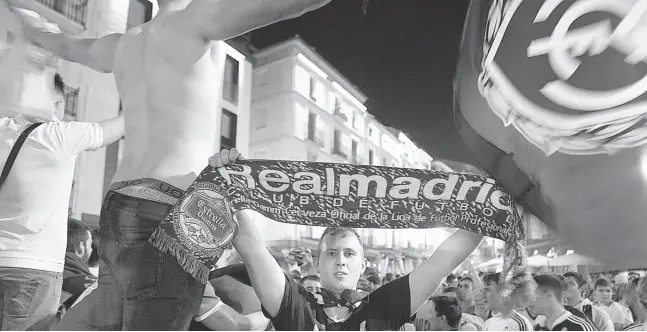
[
  {"x1": 563, "y1": 312, "x2": 596, "y2": 331},
  {"x1": 511, "y1": 310, "x2": 533, "y2": 330},
  {"x1": 623, "y1": 322, "x2": 645, "y2": 331}
]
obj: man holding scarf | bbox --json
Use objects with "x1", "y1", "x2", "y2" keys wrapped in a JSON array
[{"x1": 209, "y1": 149, "x2": 484, "y2": 331}]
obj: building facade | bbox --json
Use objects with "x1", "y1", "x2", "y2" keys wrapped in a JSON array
[
  {"x1": 249, "y1": 37, "x2": 436, "y2": 250},
  {"x1": 0, "y1": 0, "x2": 252, "y2": 226}
]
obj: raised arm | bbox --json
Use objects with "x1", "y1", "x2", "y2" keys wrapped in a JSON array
[
  {"x1": 11, "y1": 6, "x2": 120, "y2": 73},
  {"x1": 409, "y1": 230, "x2": 483, "y2": 314},
  {"x1": 209, "y1": 149, "x2": 287, "y2": 317},
  {"x1": 231, "y1": 211, "x2": 287, "y2": 318},
  {"x1": 174, "y1": 0, "x2": 332, "y2": 41},
  {"x1": 97, "y1": 110, "x2": 125, "y2": 148}
]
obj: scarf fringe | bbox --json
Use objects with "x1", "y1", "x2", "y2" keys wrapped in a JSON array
[{"x1": 148, "y1": 227, "x2": 209, "y2": 284}]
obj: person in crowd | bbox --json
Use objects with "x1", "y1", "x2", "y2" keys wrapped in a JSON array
[
  {"x1": 302, "y1": 275, "x2": 322, "y2": 296},
  {"x1": 414, "y1": 296, "x2": 464, "y2": 331},
  {"x1": 481, "y1": 272, "x2": 534, "y2": 331},
  {"x1": 440, "y1": 287, "x2": 485, "y2": 331},
  {"x1": 384, "y1": 273, "x2": 394, "y2": 285},
  {"x1": 594, "y1": 278, "x2": 634, "y2": 330},
  {"x1": 214, "y1": 144, "x2": 484, "y2": 331},
  {"x1": 366, "y1": 274, "x2": 381, "y2": 293},
  {"x1": 0, "y1": 68, "x2": 124, "y2": 329},
  {"x1": 60, "y1": 219, "x2": 97, "y2": 314},
  {"x1": 563, "y1": 272, "x2": 614, "y2": 331},
  {"x1": 628, "y1": 273, "x2": 641, "y2": 285},
  {"x1": 623, "y1": 277, "x2": 647, "y2": 331},
  {"x1": 12, "y1": 0, "x2": 332, "y2": 329},
  {"x1": 443, "y1": 286, "x2": 459, "y2": 298},
  {"x1": 618, "y1": 278, "x2": 647, "y2": 325},
  {"x1": 458, "y1": 276, "x2": 478, "y2": 315},
  {"x1": 357, "y1": 275, "x2": 370, "y2": 292},
  {"x1": 290, "y1": 270, "x2": 303, "y2": 285},
  {"x1": 87, "y1": 229, "x2": 100, "y2": 277},
  {"x1": 529, "y1": 274, "x2": 596, "y2": 331},
  {"x1": 447, "y1": 274, "x2": 459, "y2": 288}
]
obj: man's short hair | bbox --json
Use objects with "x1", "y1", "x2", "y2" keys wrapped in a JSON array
[
  {"x1": 482, "y1": 272, "x2": 501, "y2": 285},
  {"x1": 367, "y1": 274, "x2": 381, "y2": 285},
  {"x1": 534, "y1": 274, "x2": 565, "y2": 300},
  {"x1": 459, "y1": 276, "x2": 474, "y2": 285},
  {"x1": 66, "y1": 218, "x2": 90, "y2": 253},
  {"x1": 564, "y1": 272, "x2": 587, "y2": 288},
  {"x1": 431, "y1": 296, "x2": 462, "y2": 328},
  {"x1": 443, "y1": 286, "x2": 458, "y2": 294},
  {"x1": 594, "y1": 277, "x2": 612, "y2": 289},
  {"x1": 302, "y1": 275, "x2": 320, "y2": 283},
  {"x1": 54, "y1": 73, "x2": 65, "y2": 95},
  {"x1": 446, "y1": 274, "x2": 457, "y2": 283},
  {"x1": 316, "y1": 227, "x2": 363, "y2": 258}
]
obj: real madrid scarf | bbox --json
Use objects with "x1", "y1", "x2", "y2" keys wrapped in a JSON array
[{"x1": 148, "y1": 160, "x2": 528, "y2": 289}]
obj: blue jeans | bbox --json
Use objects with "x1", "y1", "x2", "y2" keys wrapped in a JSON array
[
  {"x1": 53, "y1": 180, "x2": 205, "y2": 330},
  {"x1": 0, "y1": 267, "x2": 62, "y2": 330}
]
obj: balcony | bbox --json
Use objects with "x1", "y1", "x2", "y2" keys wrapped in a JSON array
[
  {"x1": 35, "y1": 0, "x2": 87, "y2": 28},
  {"x1": 332, "y1": 146, "x2": 348, "y2": 158},
  {"x1": 304, "y1": 125, "x2": 325, "y2": 147},
  {"x1": 333, "y1": 109, "x2": 348, "y2": 122}
]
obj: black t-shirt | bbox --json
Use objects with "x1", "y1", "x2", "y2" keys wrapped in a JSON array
[{"x1": 263, "y1": 274, "x2": 412, "y2": 331}]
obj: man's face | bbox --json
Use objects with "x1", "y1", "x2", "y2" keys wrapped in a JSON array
[
  {"x1": 81, "y1": 230, "x2": 93, "y2": 262},
  {"x1": 317, "y1": 234, "x2": 365, "y2": 293},
  {"x1": 458, "y1": 279, "x2": 474, "y2": 302},
  {"x1": 595, "y1": 286, "x2": 613, "y2": 303},
  {"x1": 448, "y1": 279, "x2": 459, "y2": 288},
  {"x1": 482, "y1": 281, "x2": 503, "y2": 312},
  {"x1": 302, "y1": 279, "x2": 322, "y2": 295},
  {"x1": 530, "y1": 289, "x2": 550, "y2": 315},
  {"x1": 425, "y1": 301, "x2": 446, "y2": 331},
  {"x1": 563, "y1": 276, "x2": 582, "y2": 299}
]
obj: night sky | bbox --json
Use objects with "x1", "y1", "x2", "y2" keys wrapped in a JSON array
[{"x1": 251, "y1": 0, "x2": 473, "y2": 164}]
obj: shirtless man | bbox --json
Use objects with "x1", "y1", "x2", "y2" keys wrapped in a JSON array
[{"x1": 11, "y1": 0, "x2": 331, "y2": 329}]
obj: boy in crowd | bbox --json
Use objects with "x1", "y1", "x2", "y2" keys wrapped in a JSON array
[
  {"x1": 529, "y1": 274, "x2": 596, "y2": 331},
  {"x1": 595, "y1": 278, "x2": 634, "y2": 330},
  {"x1": 414, "y1": 296, "x2": 464, "y2": 331},
  {"x1": 458, "y1": 277, "x2": 478, "y2": 315},
  {"x1": 563, "y1": 272, "x2": 614, "y2": 331},
  {"x1": 481, "y1": 273, "x2": 534, "y2": 331}
]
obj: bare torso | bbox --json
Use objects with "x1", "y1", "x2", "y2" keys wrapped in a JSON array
[{"x1": 111, "y1": 13, "x2": 218, "y2": 190}]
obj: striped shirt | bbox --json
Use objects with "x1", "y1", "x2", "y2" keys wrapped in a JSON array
[
  {"x1": 484, "y1": 311, "x2": 533, "y2": 331},
  {"x1": 551, "y1": 311, "x2": 597, "y2": 331},
  {"x1": 624, "y1": 323, "x2": 645, "y2": 331}
]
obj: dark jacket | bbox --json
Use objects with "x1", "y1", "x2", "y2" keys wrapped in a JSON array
[{"x1": 61, "y1": 252, "x2": 95, "y2": 308}]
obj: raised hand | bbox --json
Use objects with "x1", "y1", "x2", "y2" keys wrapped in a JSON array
[{"x1": 208, "y1": 148, "x2": 245, "y2": 168}]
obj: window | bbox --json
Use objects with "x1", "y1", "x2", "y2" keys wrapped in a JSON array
[
  {"x1": 220, "y1": 109, "x2": 237, "y2": 150},
  {"x1": 127, "y1": 0, "x2": 153, "y2": 29},
  {"x1": 368, "y1": 149, "x2": 374, "y2": 165},
  {"x1": 309, "y1": 77, "x2": 317, "y2": 101},
  {"x1": 351, "y1": 140, "x2": 358, "y2": 162},
  {"x1": 62, "y1": 83, "x2": 80, "y2": 120},
  {"x1": 223, "y1": 55, "x2": 239, "y2": 104},
  {"x1": 334, "y1": 98, "x2": 342, "y2": 114},
  {"x1": 333, "y1": 130, "x2": 346, "y2": 157},
  {"x1": 307, "y1": 112, "x2": 324, "y2": 146},
  {"x1": 37, "y1": 0, "x2": 88, "y2": 25}
]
